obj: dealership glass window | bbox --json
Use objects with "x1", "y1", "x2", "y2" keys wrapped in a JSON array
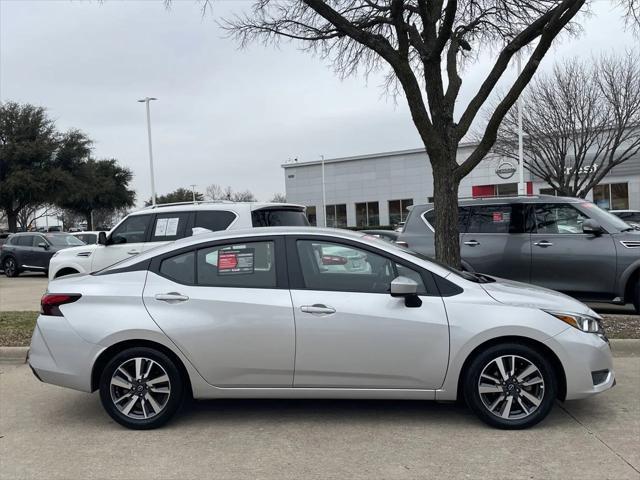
[
  {"x1": 325, "y1": 204, "x2": 347, "y2": 228},
  {"x1": 388, "y1": 199, "x2": 413, "y2": 226},
  {"x1": 593, "y1": 183, "x2": 629, "y2": 210},
  {"x1": 496, "y1": 183, "x2": 518, "y2": 196},
  {"x1": 306, "y1": 206, "x2": 317, "y2": 226},
  {"x1": 355, "y1": 202, "x2": 380, "y2": 227}
]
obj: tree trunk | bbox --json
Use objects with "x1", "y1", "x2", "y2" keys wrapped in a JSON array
[
  {"x1": 84, "y1": 211, "x2": 93, "y2": 231},
  {"x1": 7, "y1": 212, "x2": 18, "y2": 233},
  {"x1": 432, "y1": 159, "x2": 461, "y2": 268}
]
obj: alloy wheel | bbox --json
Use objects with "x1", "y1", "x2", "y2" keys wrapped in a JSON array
[
  {"x1": 109, "y1": 357, "x2": 171, "y2": 420},
  {"x1": 477, "y1": 355, "x2": 545, "y2": 420},
  {"x1": 4, "y1": 258, "x2": 16, "y2": 276}
]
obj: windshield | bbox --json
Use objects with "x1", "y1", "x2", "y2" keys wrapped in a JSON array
[{"x1": 46, "y1": 233, "x2": 85, "y2": 246}]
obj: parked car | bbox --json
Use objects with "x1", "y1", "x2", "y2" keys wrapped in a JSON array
[
  {"x1": 0, "y1": 232, "x2": 12, "y2": 247},
  {"x1": 609, "y1": 209, "x2": 640, "y2": 229},
  {"x1": 1, "y1": 232, "x2": 85, "y2": 277},
  {"x1": 71, "y1": 231, "x2": 106, "y2": 245},
  {"x1": 398, "y1": 195, "x2": 640, "y2": 311},
  {"x1": 30, "y1": 227, "x2": 614, "y2": 430},
  {"x1": 48, "y1": 202, "x2": 309, "y2": 280}
]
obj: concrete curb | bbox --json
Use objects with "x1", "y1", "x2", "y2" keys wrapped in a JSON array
[
  {"x1": 0, "y1": 346, "x2": 29, "y2": 364},
  {"x1": 0, "y1": 340, "x2": 637, "y2": 365}
]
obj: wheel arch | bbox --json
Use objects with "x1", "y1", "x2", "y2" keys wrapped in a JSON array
[
  {"x1": 456, "y1": 335, "x2": 567, "y2": 402},
  {"x1": 54, "y1": 267, "x2": 80, "y2": 278},
  {"x1": 91, "y1": 339, "x2": 193, "y2": 398}
]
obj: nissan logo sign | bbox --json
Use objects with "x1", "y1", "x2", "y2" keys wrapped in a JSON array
[{"x1": 495, "y1": 162, "x2": 517, "y2": 179}]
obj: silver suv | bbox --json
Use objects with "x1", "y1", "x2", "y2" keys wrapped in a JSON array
[{"x1": 398, "y1": 195, "x2": 640, "y2": 312}]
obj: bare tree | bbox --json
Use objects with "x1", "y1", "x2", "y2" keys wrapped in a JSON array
[
  {"x1": 494, "y1": 52, "x2": 640, "y2": 198},
  {"x1": 270, "y1": 193, "x2": 287, "y2": 203},
  {"x1": 205, "y1": 183, "x2": 257, "y2": 202},
  {"x1": 205, "y1": 184, "x2": 225, "y2": 201},
  {"x1": 219, "y1": 0, "x2": 587, "y2": 266},
  {"x1": 232, "y1": 190, "x2": 257, "y2": 202}
]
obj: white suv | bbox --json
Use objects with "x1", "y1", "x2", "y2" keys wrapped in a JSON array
[{"x1": 49, "y1": 202, "x2": 308, "y2": 279}]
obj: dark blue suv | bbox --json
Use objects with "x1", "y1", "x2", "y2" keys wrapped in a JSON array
[{"x1": 0, "y1": 232, "x2": 84, "y2": 277}]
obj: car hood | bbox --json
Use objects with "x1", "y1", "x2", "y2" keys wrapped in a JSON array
[{"x1": 480, "y1": 277, "x2": 598, "y2": 317}]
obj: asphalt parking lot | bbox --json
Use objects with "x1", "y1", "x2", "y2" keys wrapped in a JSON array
[
  {"x1": 1, "y1": 357, "x2": 638, "y2": 480},
  {"x1": 0, "y1": 274, "x2": 48, "y2": 311}
]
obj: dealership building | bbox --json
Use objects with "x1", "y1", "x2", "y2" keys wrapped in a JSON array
[{"x1": 282, "y1": 142, "x2": 640, "y2": 227}]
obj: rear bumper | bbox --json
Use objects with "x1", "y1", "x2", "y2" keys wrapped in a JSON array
[
  {"x1": 28, "y1": 315, "x2": 102, "y2": 393},
  {"x1": 545, "y1": 328, "x2": 615, "y2": 400}
]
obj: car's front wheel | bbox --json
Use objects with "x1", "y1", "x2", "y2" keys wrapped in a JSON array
[
  {"x1": 3, "y1": 256, "x2": 19, "y2": 277},
  {"x1": 99, "y1": 347, "x2": 184, "y2": 430},
  {"x1": 463, "y1": 343, "x2": 557, "y2": 429}
]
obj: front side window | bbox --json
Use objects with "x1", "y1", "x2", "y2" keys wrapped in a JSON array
[
  {"x1": 197, "y1": 241, "x2": 276, "y2": 288},
  {"x1": 296, "y1": 240, "x2": 426, "y2": 294},
  {"x1": 45, "y1": 234, "x2": 84, "y2": 246},
  {"x1": 355, "y1": 202, "x2": 379, "y2": 227},
  {"x1": 150, "y1": 212, "x2": 190, "y2": 242},
  {"x1": 534, "y1": 203, "x2": 588, "y2": 234},
  {"x1": 110, "y1": 215, "x2": 152, "y2": 244},
  {"x1": 325, "y1": 204, "x2": 347, "y2": 228},
  {"x1": 160, "y1": 251, "x2": 195, "y2": 284},
  {"x1": 194, "y1": 211, "x2": 236, "y2": 232},
  {"x1": 16, "y1": 235, "x2": 34, "y2": 247},
  {"x1": 468, "y1": 205, "x2": 525, "y2": 234},
  {"x1": 388, "y1": 199, "x2": 413, "y2": 226}
]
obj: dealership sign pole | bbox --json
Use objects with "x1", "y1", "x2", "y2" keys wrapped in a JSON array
[
  {"x1": 517, "y1": 53, "x2": 525, "y2": 195},
  {"x1": 321, "y1": 154, "x2": 327, "y2": 227},
  {"x1": 138, "y1": 97, "x2": 158, "y2": 206}
]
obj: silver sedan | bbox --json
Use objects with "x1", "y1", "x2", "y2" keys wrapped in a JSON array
[{"x1": 28, "y1": 227, "x2": 615, "y2": 429}]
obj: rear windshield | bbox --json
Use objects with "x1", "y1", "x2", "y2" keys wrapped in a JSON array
[{"x1": 251, "y1": 208, "x2": 309, "y2": 227}]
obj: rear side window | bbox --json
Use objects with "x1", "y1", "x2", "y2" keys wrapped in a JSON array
[
  {"x1": 468, "y1": 205, "x2": 525, "y2": 234},
  {"x1": 16, "y1": 235, "x2": 34, "y2": 246},
  {"x1": 150, "y1": 212, "x2": 190, "y2": 242},
  {"x1": 196, "y1": 241, "x2": 276, "y2": 288},
  {"x1": 194, "y1": 211, "x2": 236, "y2": 232},
  {"x1": 251, "y1": 209, "x2": 309, "y2": 227},
  {"x1": 423, "y1": 207, "x2": 470, "y2": 233},
  {"x1": 160, "y1": 251, "x2": 195, "y2": 284}
]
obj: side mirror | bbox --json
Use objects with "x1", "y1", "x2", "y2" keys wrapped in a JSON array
[
  {"x1": 38, "y1": 242, "x2": 49, "y2": 250},
  {"x1": 97, "y1": 231, "x2": 107, "y2": 245},
  {"x1": 390, "y1": 276, "x2": 422, "y2": 308},
  {"x1": 582, "y1": 219, "x2": 603, "y2": 235}
]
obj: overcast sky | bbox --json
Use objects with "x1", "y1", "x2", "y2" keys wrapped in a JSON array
[{"x1": 0, "y1": 0, "x2": 636, "y2": 205}]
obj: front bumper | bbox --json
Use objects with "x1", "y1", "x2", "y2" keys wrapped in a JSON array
[
  {"x1": 545, "y1": 327, "x2": 616, "y2": 400},
  {"x1": 28, "y1": 315, "x2": 102, "y2": 393}
]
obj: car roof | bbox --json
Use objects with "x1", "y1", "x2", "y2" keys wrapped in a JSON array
[
  {"x1": 410, "y1": 194, "x2": 583, "y2": 211},
  {"x1": 127, "y1": 202, "x2": 305, "y2": 216},
  {"x1": 98, "y1": 226, "x2": 455, "y2": 280}
]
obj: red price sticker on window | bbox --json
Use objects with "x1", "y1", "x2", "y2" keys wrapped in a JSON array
[
  {"x1": 492, "y1": 212, "x2": 503, "y2": 222},
  {"x1": 218, "y1": 252, "x2": 238, "y2": 270}
]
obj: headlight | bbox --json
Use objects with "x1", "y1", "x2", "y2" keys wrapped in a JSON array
[{"x1": 545, "y1": 311, "x2": 603, "y2": 334}]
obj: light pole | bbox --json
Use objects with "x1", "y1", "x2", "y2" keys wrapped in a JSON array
[
  {"x1": 138, "y1": 97, "x2": 158, "y2": 206},
  {"x1": 320, "y1": 155, "x2": 327, "y2": 227},
  {"x1": 517, "y1": 53, "x2": 526, "y2": 195},
  {"x1": 190, "y1": 184, "x2": 197, "y2": 203}
]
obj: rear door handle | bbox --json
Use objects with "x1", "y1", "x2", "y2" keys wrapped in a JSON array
[
  {"x1": 155, "y1": 292, "x2": 189, "y2": 303},
  {"x1": 464, "y1": 240, "x2": 480, "y2": 247},
  {"x1": 300, "y1": 304, "x2": 336, "y2": 315},
  {"x1": 127, "y1": 249, "x2": 141, "y2": 255},
  {"x1": 534, "y1": 240, "x2": 553, "y2": 248}
]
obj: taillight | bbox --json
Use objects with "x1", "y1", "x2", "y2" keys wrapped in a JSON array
[{"x1": 40, "y1": 293, "x2": 81, "y2": 316}]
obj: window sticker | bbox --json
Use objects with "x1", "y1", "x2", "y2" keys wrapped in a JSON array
[
  {"x1": 217, "y1": 248, "x2": 255, "y2": 275},
  {"x1": 155, "y1": 217, "x2": 180, "y2": 237},
  {"x1": 155, "y1": 218, "x2": 168, "y2": 236},
  {"x1": 492, "y1": 212, "x2": 503, "y2": 222}
]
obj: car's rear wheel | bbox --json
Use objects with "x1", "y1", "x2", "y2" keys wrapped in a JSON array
[
  {"x1": 463, "y1": 343, "x2": 557, "y2": 429},
  {"x1": 3, "y1": 256, "x2": 19, "y2": 277},
  {"x1": 99, "y1": 347, "x2": 184, "y2": 430},
  {"x1": 633, "y1": 280, "x2": 640, "y2": 314}
]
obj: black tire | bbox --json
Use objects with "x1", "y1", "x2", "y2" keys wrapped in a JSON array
[
  {"x1": 463, "y1": 343, "x2": 557, "y2": 429},
  {"x1": 99, "y1": 347, "x2": 184, "y2": 430},
  {"x1": 3, "y1": 256, "x2": 19, "y2": 277},
  {"x1": 633, "y1": 281, "x2": 640, "y2": 314}
]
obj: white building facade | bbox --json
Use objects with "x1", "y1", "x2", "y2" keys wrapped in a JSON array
[{"x1": 283, "y1": 143, "x2": 640, "y2": 227}]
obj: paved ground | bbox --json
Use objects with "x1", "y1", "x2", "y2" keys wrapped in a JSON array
[
  {"x1": 1, "y1": 358, "x2": 638, "y2": 480},
  {"x1": 0, "y1": 274, "x2": 48, "y2": 311}
]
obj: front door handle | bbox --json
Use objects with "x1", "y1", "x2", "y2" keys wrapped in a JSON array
[
  {"x1": 464, "y1": 240, "x2": 480, "y2": 247},
  {"x1": 155, "y1": 292, "x2": 189, "y2": 303},
  {"x1": 534, "y1": 240, "x2": 554, "y2": 248},
  {"x1": 300, "y1": 304, "x2": 336, "y2": 315},
  {"x1": 127, "y1": 249, "x2": 141, "y2": 255}
]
